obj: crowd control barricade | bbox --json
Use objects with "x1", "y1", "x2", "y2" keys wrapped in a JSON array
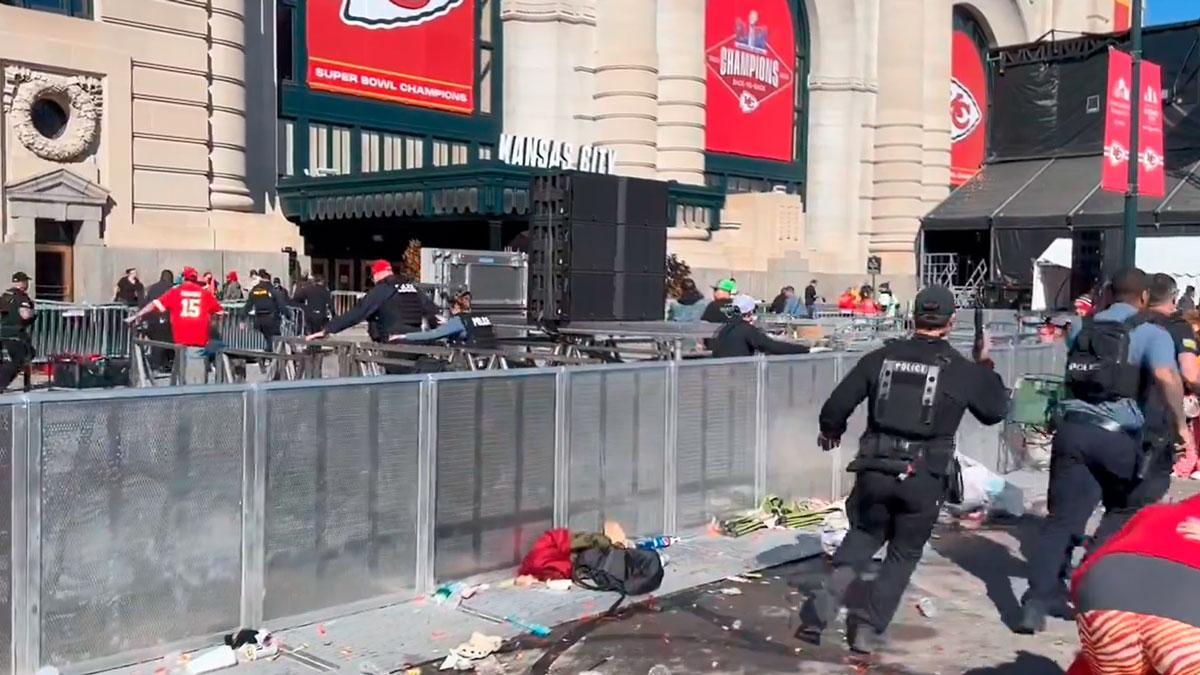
[
  {"x1": 28, "y1": 303, "x2": 133, "y2": 363},
  {"x1": 0, "y1": 343, "x2": 1064, "y2": 675}
]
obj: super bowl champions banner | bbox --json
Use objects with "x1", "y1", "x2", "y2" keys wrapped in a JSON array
[
  {"x1": 306, "y1": 0, "x2": 476, "y2": 114},
  {"x1": 705, "y1": 0, "x2": 797, "y2": 162}
]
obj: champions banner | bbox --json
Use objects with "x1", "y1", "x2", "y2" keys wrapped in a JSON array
[
  {"x1": 1101, "y1": 48, "x2": 1134, "y2": 194},
  {"x1": 1138, "y1": 60, "x2": 1166, "y2": 198},
  {"x1": 950, "y1": 30, "x2": 988, "y2": 186},
  {"x1": 306, "y1": 0, "x2": 476, "y2": 114},
  {"x1": 704, "y1": 0, "x2": 796, "y2": 162}
]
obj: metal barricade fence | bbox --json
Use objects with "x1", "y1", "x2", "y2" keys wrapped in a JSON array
[
  {"x1": 24, "y1": 303, "x2": 305, "y2": 363},
  {"x1": 0, "y1": 343, "x2": 1064, "y2": 675}
]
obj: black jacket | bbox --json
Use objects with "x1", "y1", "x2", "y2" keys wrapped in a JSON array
[
  {"x1": 819, "y1": 336, "x2": 1007, "y2": 442},
  {"x1": 325, "y1": 275, "x2": 438, "y2": 337},
  {"x1": 293, "y1": 281, "x2": 333, "y2": 328},
  {"x1": 711, "y1": 320, "x2": 810, "y2": 358},
  {"x1": 768, "y1": 294, "x2": 789, "y2": 314},
  {"x1": 143, "y1": 279, "x2": 173, "y2": 308},
  {"x1": 804, "y1": 285, "x2": 818, "y2": 305}
]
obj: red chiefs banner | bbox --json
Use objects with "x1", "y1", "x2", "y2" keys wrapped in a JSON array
[
  {"x1": 1101, "y1": 48, "x2": 1134, "y2": 194},
  {"x1": 705, "y1": 0, "x2": 796, "y2": 162},
  {"x1": 950, "y1": 30, "x2": 988, "y2": 186},
  {"x1": 306, "y1": 0, "x2": 475, "y2": 114},
  {"x1": 1138, "y1": 60, "x2": 1166, "y2": 198}
]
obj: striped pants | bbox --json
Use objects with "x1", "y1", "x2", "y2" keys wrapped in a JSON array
[{"x1": 1073, "y1": 610, "x2": 1200, "y2": 674}]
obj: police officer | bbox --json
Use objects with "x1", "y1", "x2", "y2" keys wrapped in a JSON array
[
  {"x1": 292, "y1": 273, "x2": 334, "y2": 334},
  {"x1": 1019, "y1": 268, "x2": 1190, "y2": 634},
  {"x1": 306, "y1": 259, "x2": 438, "y2": 345},
  {"x1": 0, "y1": 272, "x2": 36, "y2": 390},
  {"x1": 245, "y1": 268, "x2": 288, "y2": 355},
  {"x1": 797, "y1": 285, "x2": 1008, "y2": 653},
  {"x1": 395, "y1": 287, "x2": 498, "y2": 349}
]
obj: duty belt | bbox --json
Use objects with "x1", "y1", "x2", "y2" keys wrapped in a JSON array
[{"x1": 1057, "y1": 409, "x2": 1125, "y2": 434}]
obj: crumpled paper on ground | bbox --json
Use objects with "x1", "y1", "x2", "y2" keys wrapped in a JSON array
[{"x1": 439, "y1": 633, "x2": 503, "y2": 671}]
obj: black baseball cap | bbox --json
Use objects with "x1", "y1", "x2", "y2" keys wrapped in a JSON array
[
  {"x1": 913, "y1": 286, "x2": 956, "y2": 323},
  {"x1": 11, "y1": 272, "x2": 30, "y2": 282}
]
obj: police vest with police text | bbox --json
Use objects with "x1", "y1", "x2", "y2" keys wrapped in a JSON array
[
  {"x1": 373, "y1": 281, "x2": 427, "y2": 336},
  {"x1": 457, "y1": 312, "x2": 498, "y2": 348},
  {"x1": 871, "y1": 354, "x2": 950, "y2": 441},
  {"x1": 248, "y1": 283, "x2": 279, "y2": 317},
  {"x1": 1065, "y1": 315, "x2": 1143, "y2": 403}
]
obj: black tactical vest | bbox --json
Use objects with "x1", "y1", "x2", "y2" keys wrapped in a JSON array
[
  {"x1": 371, "y1": 281, "x2": 427, "y2": 338},
  {"x1": 458, "y1": 312, "x2": 498, "y2": 348},
  {"x1": 248, "y1": 282, "x2": 278, "y2": 317},
  {"x1": 872, "y1": 354, "x2": 949, "y2": 441}
]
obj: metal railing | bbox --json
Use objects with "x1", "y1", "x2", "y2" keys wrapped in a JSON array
[
  {"x1": 0, "y1": 343, "x2": 1066, "y2": 675},
  {"x1": 24, "y1": 303, "x2": 304, "y2": 365}
]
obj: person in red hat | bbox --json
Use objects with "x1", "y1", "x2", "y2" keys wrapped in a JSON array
[
  {"x1": 306, "y1": 260, "x2": 438, "y2": 359},
  {"x1": 126, "y1": 266, "x2": 224, "y2": 381},
  {"x1": 1065, "y1": 495, "x2": 1200, "y2": 674}
]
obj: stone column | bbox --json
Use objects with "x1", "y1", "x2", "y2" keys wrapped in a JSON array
[
  {"x1": 869, "y1": 0, "x2": 926, "y2": 275},
  {"x1": 655, "y1": 0, "x2": 705, "y2": 185},
  {"x1": 209, "y1": 0, "x2": 254, "y2": 211},
  {"x1": 921, "y1": 0, "x2": 952, "y2": 209},
  {"x1": 592, "y1": 0, "x2": 659, "y2": 178}
]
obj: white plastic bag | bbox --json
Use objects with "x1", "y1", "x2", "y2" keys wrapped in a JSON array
[{"x1": 953, "y1": 452, "x2": 1025, "y2": 517}]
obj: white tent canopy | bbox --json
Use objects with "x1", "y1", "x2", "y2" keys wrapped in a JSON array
[{"x1": 1032, "y1": 236, "x2": 1200, "y2": 311}]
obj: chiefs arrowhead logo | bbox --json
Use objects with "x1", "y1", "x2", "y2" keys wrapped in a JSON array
[
  {"x1": 950, "y1": 78, "x2": 982, "y2": 143},
  {"x1": 342, "y1": 0, "x2": 464, "y2": 28}
]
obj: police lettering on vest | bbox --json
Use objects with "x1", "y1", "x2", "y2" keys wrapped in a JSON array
[
  {"x1": 458, "y1": 312, "x2": 498, "y2": 348},
  {"x1": 371, "y1": 281, "x2": 428, "y2": 338},
  {"x1": 872, "y1": 356, "x2": 946, "y2": 440},
  {"x1": 1065, "y1": 316, "x2": 1142, "y2": 403},
  {"x1": 248, "y1": 283, "x2": 278, "y2": 317}
]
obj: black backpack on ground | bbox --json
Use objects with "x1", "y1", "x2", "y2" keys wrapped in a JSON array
[
  {"x1": 573, "y1": 546, "x2": 664, "y2": 609},
  {"x1": 1065, "y1": 315, "x2": 1143, "y2": 403}
]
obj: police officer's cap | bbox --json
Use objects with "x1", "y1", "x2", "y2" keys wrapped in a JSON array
[
  {"x1": 10, "y1": 272, "x2": 29, "y2": 283},
  {"x1": 913, "y1": 285, "x2": 956, "y2": 324}
]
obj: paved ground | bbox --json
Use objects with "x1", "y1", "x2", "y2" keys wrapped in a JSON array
[{"x1": 452, "y1": 516, "x2": 1078, "y2": 675}]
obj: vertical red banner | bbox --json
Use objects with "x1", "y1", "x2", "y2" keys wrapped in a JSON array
[
  {"x1": 1138, "y1": 61, "x2": 1166, "y2": 198},
  {"x1": 950, "y1": 31, "x2": 988, "y2": 186},
  {"x1": 1101, "y1": 48, "x2": 1134, "y2": 194}
]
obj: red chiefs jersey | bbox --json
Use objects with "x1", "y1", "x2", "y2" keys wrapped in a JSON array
[{"x1": 153, "y1": 282, "x2": 223, "y2": 348}]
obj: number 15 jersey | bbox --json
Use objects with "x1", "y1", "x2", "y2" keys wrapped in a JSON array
[{"x1": 153, "y1": 281, "x2": 224, "y2": 348}]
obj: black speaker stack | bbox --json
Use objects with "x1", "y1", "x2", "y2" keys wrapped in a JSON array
[{"x1": 527, "y1": 172, "x2": 669, "y2": 324}]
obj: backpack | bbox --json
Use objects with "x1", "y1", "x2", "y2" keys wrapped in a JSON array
[
  {"x1": 573, "y1": 546, "x2": 664, "y2": 599},
  {"x1": 1065, "y1": 316, "x2": 1143, "y2": 403}
]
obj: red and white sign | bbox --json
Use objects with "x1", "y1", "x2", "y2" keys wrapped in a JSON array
[
  {"x1": 950, "y1": 30, "x2": 988, "y2": 186},
  {"x1": 306, "y1": 0, "x2": 475, "y2": 114},
  {"x1": 1102, "y1": 48, "x2": 1134, "y2": 194},
  {"x1": 705, "y1": 0, "x2": 796, "y2": 162},
  {"x1": 1138, "y1": 60, "x2": 1166, "y2": 198}
]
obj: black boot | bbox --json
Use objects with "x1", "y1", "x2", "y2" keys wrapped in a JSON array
[
  {"x1": 795, "y1": 588, "x2": 837, "y2": 645},
  {"x1": 846, "y1": 615, "x2": 884, "y2": 655},
  {"x1": 1016, "y1": 601, "x2": 1047, "y2": 635}
]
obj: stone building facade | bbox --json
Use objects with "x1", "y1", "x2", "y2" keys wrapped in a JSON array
[
  {"x1": 0, "y1": 0, "x2": 299, "y2": 303},
  {"x1": 502, "y1": 0, "x2": 1120, "y2": 298},
  {"x1": 0, "y1": 0, "x2": 1118, "y2": 303}
]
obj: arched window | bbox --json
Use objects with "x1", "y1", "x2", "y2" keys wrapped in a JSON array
[{"x1": 704, "y1": 0, "x2": 809, "y2": 198}]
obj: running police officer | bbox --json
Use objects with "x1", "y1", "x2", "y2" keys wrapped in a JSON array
[
  {"x1": 292, "y1": 274, "x2": 334, "y2": 334},
  {"x1": 798, "y1": 285, "x2": 1008, "y2": 654},
  {"x1": 395, "y1": 287, "x2": 497, "y2": 349},
  {"x1": 1019, "y1": 268, "x2": 1190, "y2": 634},
  {"x1": 306, "y1": 259, "x2": 438, "y2": 346},
  {"x1": 246, "y1": 268, "x2": 288, "y2": 347},
  {"x1": 0, "y1": 272, "x2": 35, "y2": 390}
]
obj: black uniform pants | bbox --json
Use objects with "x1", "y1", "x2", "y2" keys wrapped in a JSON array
[
  {"x1": 1025, "y1": 420, "x2": 1169, "y2": 608},
  {"x1": 802, "y1": 469, "x2": 944, "y2": 634},
  {"x1": 0, "y1": 338, "x2": 32, "y2": 391}
]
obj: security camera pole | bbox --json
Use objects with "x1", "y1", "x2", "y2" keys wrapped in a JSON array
[{"x1": 1121, "y1": 0, "x2": 1143, "y2": 267}]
